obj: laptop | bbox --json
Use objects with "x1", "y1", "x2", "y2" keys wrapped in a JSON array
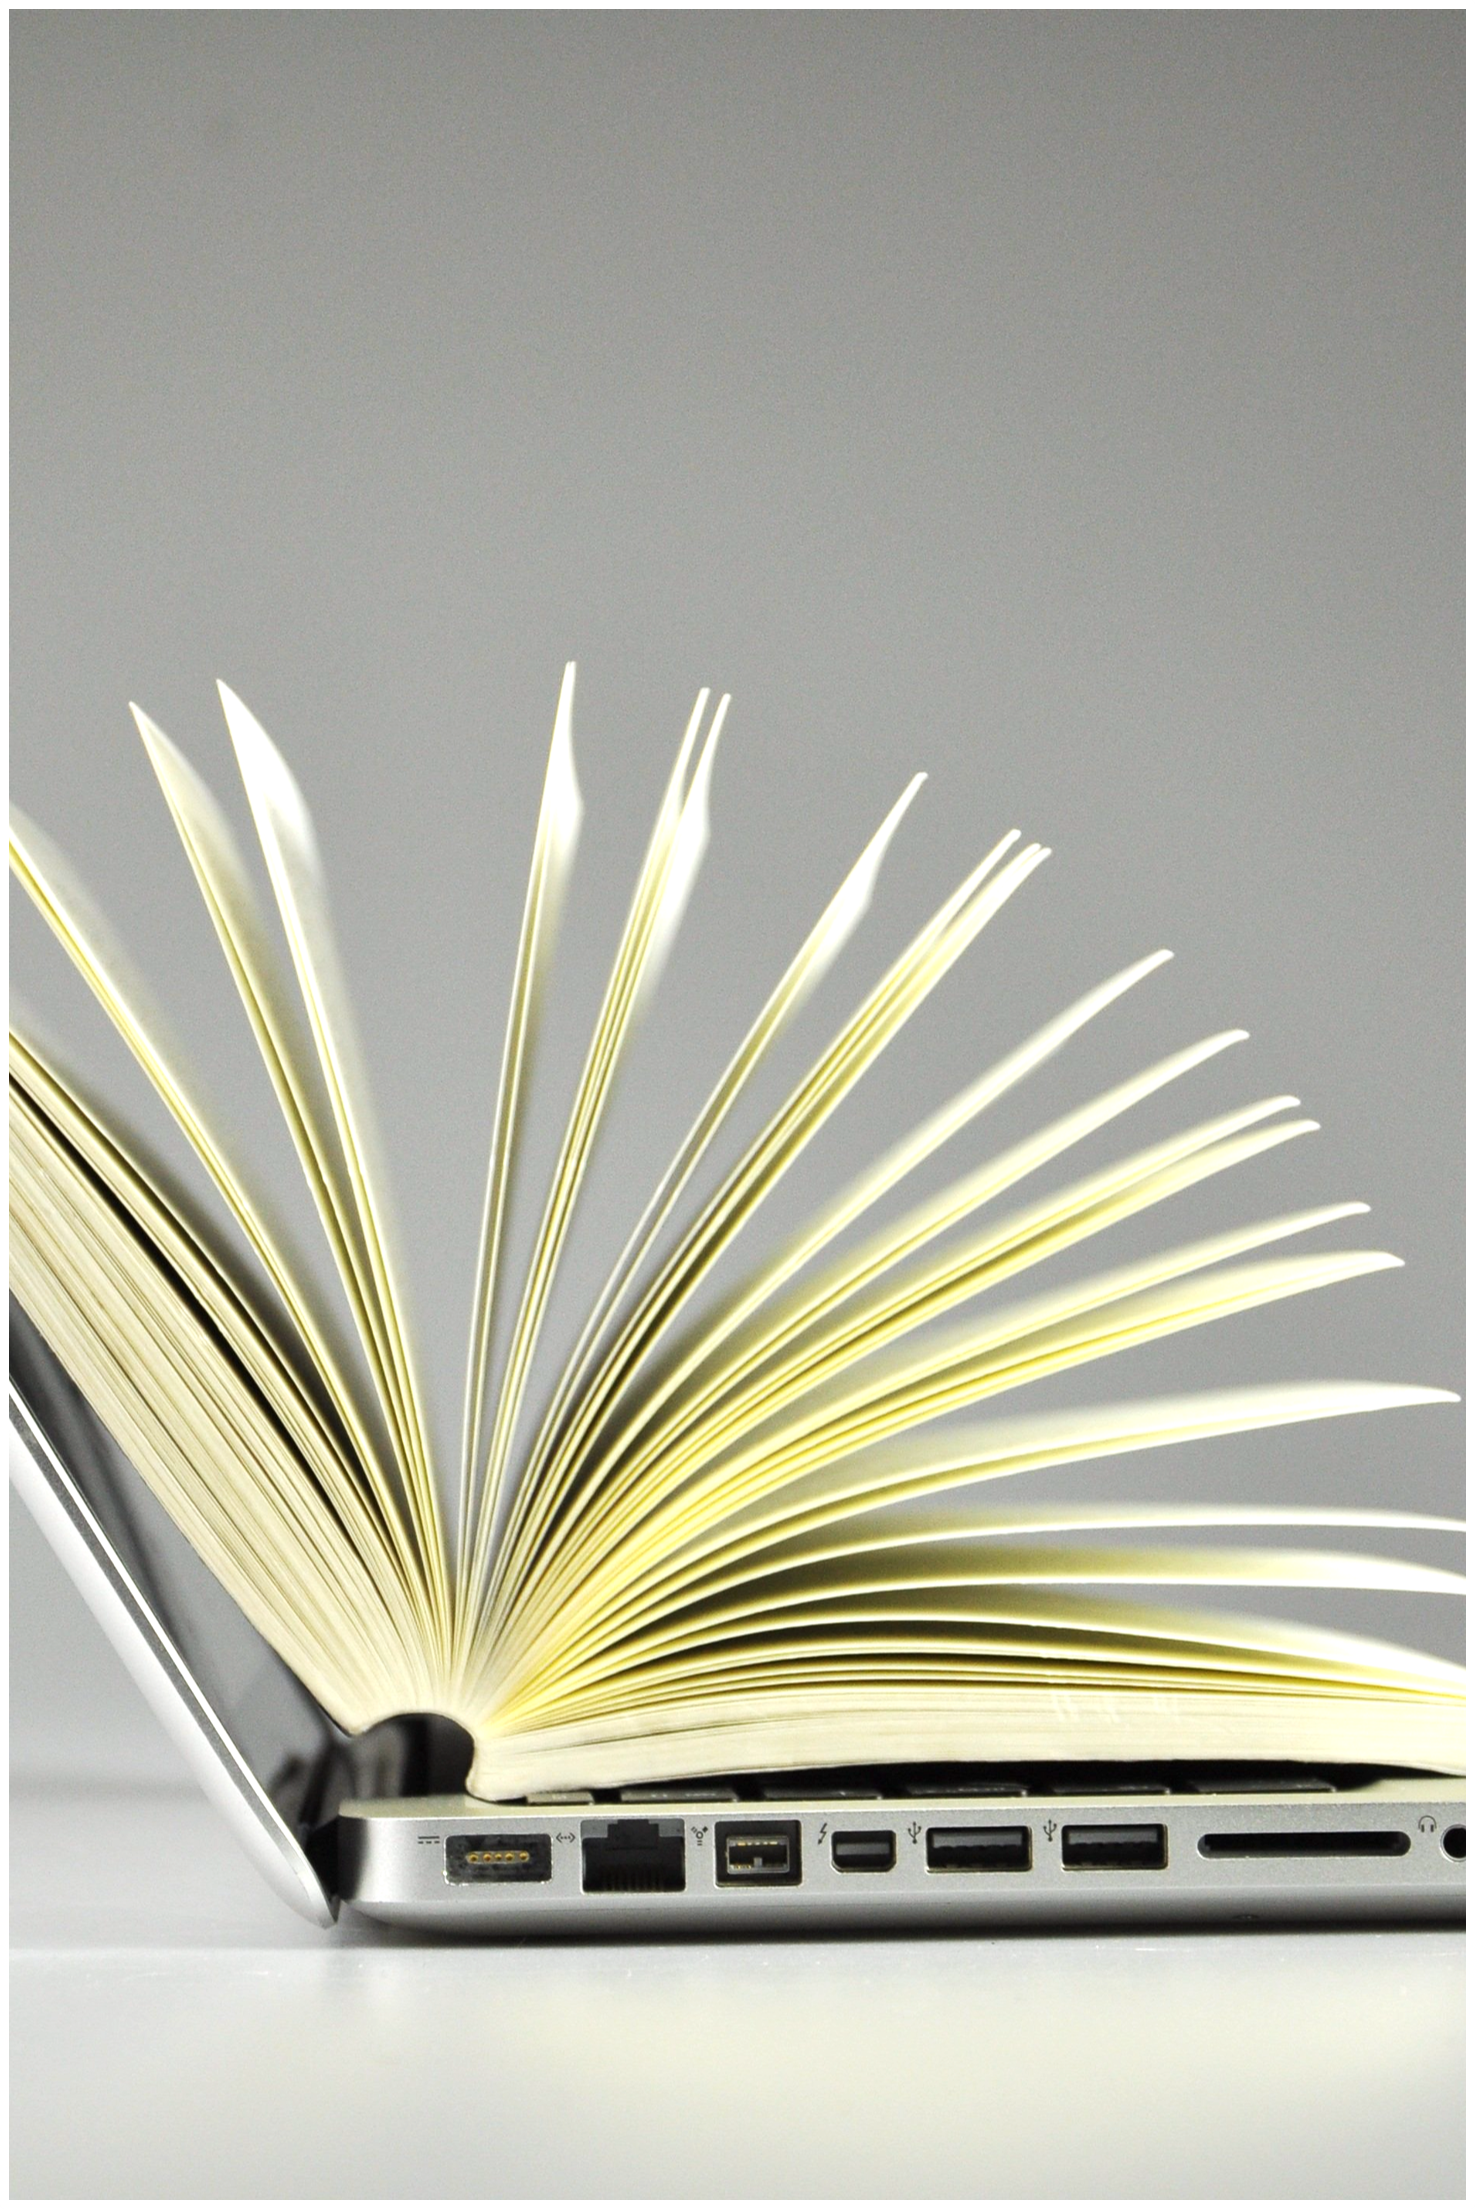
[{"x1": 10, "y1": 1307, "x2": 1465, "y2": 1934}]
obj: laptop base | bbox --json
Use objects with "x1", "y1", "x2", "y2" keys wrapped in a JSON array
[{"x1": 336, "y1": 1769, "x2": 1466, "y2": 1934}]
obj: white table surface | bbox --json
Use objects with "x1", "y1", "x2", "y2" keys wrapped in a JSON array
[{"x1": 10, "y1": 1779, "x2": 1465, "y2": 2201}]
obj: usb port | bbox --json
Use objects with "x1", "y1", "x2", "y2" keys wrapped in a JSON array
[
  {"x1": 1061, "y1": 1823, "x2": 1167, "y2": 1870},
  {"x1": 926, "y1": 1825, "x2": 1031, "y2": 1872},
  {"x1": 716, "y1": 1819, "x2": 802, "y2": 1885},
  {"x1": 446, "y1": 1832, "x2": 552, "y2": 1883},
  {"x1": 831, "y1": 1829, "x2": 896, "y2": 1873}
]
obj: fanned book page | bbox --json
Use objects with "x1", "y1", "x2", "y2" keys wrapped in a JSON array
[{"x1": 9, "y1": 671, "x2": 1465, "y2": 1799}]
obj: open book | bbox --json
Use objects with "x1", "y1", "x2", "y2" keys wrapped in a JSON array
[{"x1": 9, "y1": 670, "x2": 1465, "y2": 1798}]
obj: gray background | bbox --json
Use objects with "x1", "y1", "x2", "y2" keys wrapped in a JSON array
[{"x1": 11, "y1": 15, "x2": 1463, "y2": 1763}]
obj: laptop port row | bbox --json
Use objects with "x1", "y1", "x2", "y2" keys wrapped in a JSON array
[{"x1": 447, "y1": 1816, "x2": 1444, "y2": 1888}]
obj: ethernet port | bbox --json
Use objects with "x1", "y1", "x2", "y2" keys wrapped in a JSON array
[{"x1": 581, "y1": 1818, "x2": 685, "y2": 1893}]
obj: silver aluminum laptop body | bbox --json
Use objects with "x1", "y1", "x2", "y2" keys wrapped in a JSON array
[{"x1": 10, "y1": 1305, "x2": 1466, "y2": 1935}]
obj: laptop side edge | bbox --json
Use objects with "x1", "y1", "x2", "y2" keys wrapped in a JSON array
[{"x1": 8, "y1": 1330, "x2": 339, "y2": 1929}]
